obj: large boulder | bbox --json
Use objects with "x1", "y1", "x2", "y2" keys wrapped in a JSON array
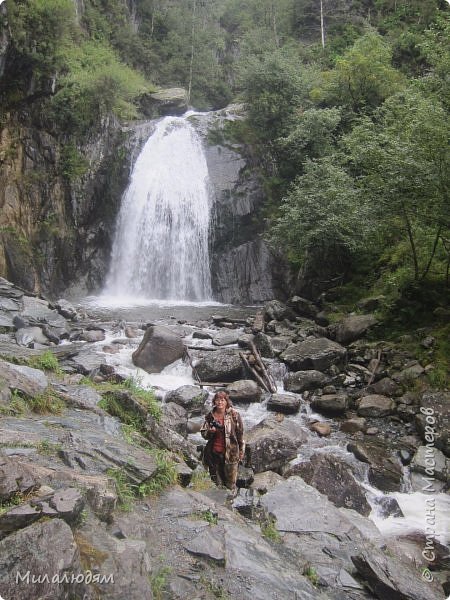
[
  {"x1": 332, "y1": 314, "x2": 378, "y2": 345},
  {"x1": 357, "y1": 395, "x2": 396, "y2": 418},
  {"x1": 0, "y1": 519, "x2": 86, "y2": 600},
  {"x1": 212, "y1": 329, "x2": 239, "y2": 346},
  {"x1": 267, "y1": 393, "x2": 301, "y2": 414},
  {"x1": 226, "y1": 380, "x2": 262, "y2": 403},
  {"x1": 416, "y1": 391, "x2": 450, "y2": 457},
  {"x1": 140, "y1": 87, "x2": 188, "y2": 117},
  {"x1": 132, "y1": 325, "x2": 185, "y2": 374},
  {"x1": 0, "y1": 454, "x2": 39, "y2": 501},
  {"x1": 264, "y1": 300, "x2": 296, "y2": 322},
  {"x1": 310, "y1": 394, "x2": 349, "y2": 416},
  {"x1": 165, "y1": 385, "x2": 208, "y2": 414},
  {"x1": 0, "y1": 359, "x2": 48, "y2": 397},
  {"x1": 284, "y1": 370, "x2": 331, "y2": 393},
  {"x1": 245, "y1": 417, "x2": 307, "y2": 473},
  {"x1": 291, "y1": 453, "x2": 371, "y2": 516},
  {"x1": 410, "y1": 446, "x2": 448, "y2": 482},
  {"x1": 194, "y1": 350, "x2": 243, "y2": 382},
  {"x1": 287, "y1": 296, "x2": 319, "y2": 319},
  {"x1": 347, "y1": 440, "x2": 403, "y2": 492},
  {"x1": 280, "y1": 338, "x2": 346, "y2": 372}
]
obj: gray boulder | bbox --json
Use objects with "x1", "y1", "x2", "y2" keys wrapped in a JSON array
[
  {"x1": 352, "y1": 548, "x2": 443, "y2": 600},
  {"x1": 21, "y1": 296, "x2": 67, "y2": 328},
  {"x1": 0, "y1": 454, "x2": 38, "y2": 501},
  {"x1": 0, "y1": 519, "x2": 86, "y2": 599},
  {"x1": 15, "y1": 326, "x2": 50, "y2": 347},
  {"x1": 226, "y1": 380, "x2": 262, "y2": 403},
  {"x1": 80, "y1": 328, "x2": 106, "y2": 342},
  {"x1": 165, "y1": 385, "x2": 208, "y2": 413},
  {"x1": 347, "y1": 440, "x2": 403, "y2": 492},
  {"x1": 333, "y1": 314, "x2": 378, "y2": 345},
  {"x1": 367, "y1": 377, "x2": 402, "y2": 397},
  {"x1": 292, "y1": 453, "x2": 371, "y2": 516},
  {"x1": 245, "y1": 417, "x2": 307, "y2": 473},
  {"x1": 264, "y1": 300, "x2": 296, "y2": 322},
  {"x1": 280, "y1": 338, "x2": 346, "y2": 372},
  {"x1": 416, "y1": 391, "x2": 450, "y2": 457},
  {"x1": 132, "y1": 325, "x2": 185, "y2": 374},
  {"x1": 212, "y1": 329, "x2": 239, "y2": 346},
  {"x1": 287, "y1": 296, "x2": 319, "y2": 319},
  {"x1": 340, "y1": 417, "x2": 367, "y2": 434},
  {"x1": 195, "y1": 349, "x2": 243, "y2": 382},
  {"x1": 0, "y1": 359, "x2": 48, "y2": 397},
  {"x1": 284, "y1": 370, "x2": 331, "y2": 393},
  {"x1": 161, "y1": 402, "x2": 188, "y2": 437},
  {"x1": 311, "y1": 394, "x2": 349, "y2": 416},
  {"x1": 411, "y1": 446, "x2": 448, "y2": 482},
  {"x1": 357, "y1": 395, "x2": 395, "y2": 418},
  {"x1": 267, "y1": 393, "x2": 301, "y2": 414}
]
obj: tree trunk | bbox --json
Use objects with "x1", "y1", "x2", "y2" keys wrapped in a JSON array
[{"x1": 187, "y1": 0, "x2": 197, "y2": 105}]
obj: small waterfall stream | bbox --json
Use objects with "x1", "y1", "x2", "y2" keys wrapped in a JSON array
[{"x1": 105, "y1": 114, "x2": 212, "y2": 301}]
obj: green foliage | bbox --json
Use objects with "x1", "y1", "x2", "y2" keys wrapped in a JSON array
[
  {"x1": 0, "y1": 492, "x2": 23, "y2": 516},
  {"x1": 192, "y1": 509, "x2": 218, "y2": 525},
  {"x1": 138, "y1": 450, "x2": 178, "y2": 496},
  {"x1": 27, "y1": 390, "x2": 65, "y2": 415},
  {"x1": 260, "y1": 516, "x2": 281, "y2": 542},
  {"x1": 49, "y1": 40, "x2": 150, "y2": 135},
  {"x1": 36, "y1": 439, "x2": 62, "y2": 455},
  {"x1": 28, "y1": 351, "x2": 62, "y2": 374},
  {"x1": 106, "y1": 467, "x2": 135, "y2": 511},
  {"x1": 316, "y1": 30, "x2": 406, "y2": 113},
  {"x1": 190, "y1": 468, "x2": 214, "y2": 492},
  {"x1": 270, "y1": 158, "x2": 370, "y2": 266},
  {"x1": 60, "y1": 144, "x2": 89, "y2": 180},
  {"x1": 122, "y1": 375, "x2": 162, "y2": 421},
  {"x1": 149, "y1": 566, "x2": 172, "y2": 600},
  {"x1": 303, "y1": 564, "x2": 319, "y2": 587}
]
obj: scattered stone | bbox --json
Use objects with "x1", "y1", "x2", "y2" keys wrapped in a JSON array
[
  {"x1": 245, "y1": 417, "x2": 307, "y2": 473},
  {"x1": 420, "y1": 336, "x2": 435, "y2": 349},
  {"x1": 267, "y1": 393, "x2": 301, "y2": 414},
  {"x1": 351, "y1": 547, "x2": 443, "y2": 600},
  {"x1": 165, "y1": 385, "x2": 208, "y2": 413},
  {"x1": 280, "y1": 338, "x2": 346, "y2": 372},
  {"x1": 294, "y1": 453, "x2": 371, "y2": 516},
  {"x1": 54, "y1": 299, "x2": 78, "y2": 320},
  {"x1": 194, "y1": 349, "x2": 243, "y2": 383},
  {"x1": 124, "y1": 326, "x2": 140, "y2": 338},
  {"x1": 161, "y1": 402, "x2": 188, "y2": 437},
  {"x1": 0, "y1": 519, "x2": 86, "y2": 599},
  {"x1": 309, "y1": 422, "x2": 331, "y2": 437},
  {"x1": 0, "y1": 359, "x2": 48, "y2": 397},
  {"x1": 311, "y1": 394, "x2": 348, "y2": 416},
  {"x1": 193, "y1": 330, "x2": 213, "y2": 340},
  {"x1": 226, "y1": 380, "x2": 262, "y2": 403},
  {"x1": 212, "y1": 329, "x2": 239, "y2": 346},
  {"x1": 264, "y1": 300, "x2": 296, "y2": 322},
  {"x1": 411, "y1": 446, "x2": 448, "y2": 482},
  {"x1": 366, "y1": 427, "x2": 379, "y2": 435},
  {"x1": 250, "y1": 471, "x2": 284, "y2": 494},
  {"x1": 184, "y1": 526, "x2": 225, "y2": 564},
  {"x1": 392, "y1": 362, "x2": 425, "y2": 383},
  {"x1": 284, "y1": 370, "x2": 331, "y2": 393},
  {"x1": 132, "y1": 325, "x2": 185, "y2": 374},
  {"x1": 333, "y1": 314, "x2": 378, "y2": 345},
  {"x1": 357, "y1": 395, "x2": 396, "y2": 418},
  {"x1": 347, "y1": 440, "x2": 403, "y2": 492},
  {"x1": 80, "y1": 328, "x2": 106, "y2": 342},
  {"x1": 340, "y1": 417, "x2": 367, "y2": 434},
  {"x1": 0, "y1": 455, "x2": 39, "y2": 501},
  {"x1": 367, "y1": 377, "x2": 402, "y2": 397},
  {"x1": 15, "y1": 326, "x2": 50, "y2": 347},
  {"x1": 416, "y1": 391, "x2": 450, "y2": 457}
]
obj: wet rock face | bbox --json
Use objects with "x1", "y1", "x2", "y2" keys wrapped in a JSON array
[{"x1": 191, "y1": 107, "x2": 288, "y2": 303}]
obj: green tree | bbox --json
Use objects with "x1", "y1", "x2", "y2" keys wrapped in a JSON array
[
  {"x1": 315, "y1": 30, "x2": 406, "y2": 112},
  {"x1": 342, "y1": 88, "x2": 450, "y2": 281},
  {"x1": 270, "y1": 157, "x2": 370, "y2": 268}
]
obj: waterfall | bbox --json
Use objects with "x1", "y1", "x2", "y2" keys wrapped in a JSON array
[{"x1": 105, "y1": 115, "x2": 212, "y2": 301}]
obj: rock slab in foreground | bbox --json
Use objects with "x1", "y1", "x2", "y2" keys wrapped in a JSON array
[{"x1": 0, "y1": 519, "x2": 85, "y2": 600}]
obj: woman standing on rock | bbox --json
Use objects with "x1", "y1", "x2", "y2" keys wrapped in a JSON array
[{"x1": 201, "y1": 391, "x2": 245, "y2": 496}]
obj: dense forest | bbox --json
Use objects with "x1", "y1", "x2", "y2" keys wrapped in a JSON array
[{"x1": 1, "y1": 1, "x2": 449, "y2": 366}]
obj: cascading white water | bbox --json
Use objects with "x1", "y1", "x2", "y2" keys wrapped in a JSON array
[{"x1": 105, "y1": 115, "x2": 212, "y2": 301}]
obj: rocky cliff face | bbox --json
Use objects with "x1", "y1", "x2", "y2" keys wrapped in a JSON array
[{"x1": 190, "y1": 106, "x2": 291, "y2": 304}]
